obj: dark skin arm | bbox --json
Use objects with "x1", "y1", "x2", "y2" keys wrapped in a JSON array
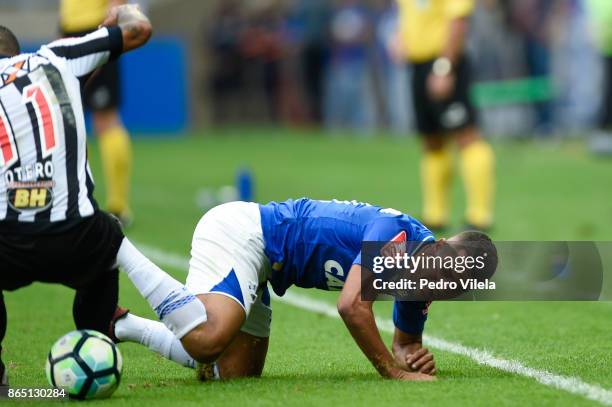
[
  {"x1": 100, "y1": 4, "x2": 153, "y2": 52},
  {"x1": 392, "y1": 329, "x2": 436, "y2": 375},
  {"x1": 337, "y1": 264, "x2": 435, "y2": 381}
]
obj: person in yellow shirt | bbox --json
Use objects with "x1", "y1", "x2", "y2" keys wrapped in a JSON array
[
  {"x1": 60, "y1": 0, "x2": 133, "y2": 225},
  {"x1": 393, "y1": 0, "x2": 495, "y2": 231}
]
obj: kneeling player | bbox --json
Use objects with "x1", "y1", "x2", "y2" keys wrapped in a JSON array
[{"x1": 114, "y1": 199, "x2": 497, "y2": 381}]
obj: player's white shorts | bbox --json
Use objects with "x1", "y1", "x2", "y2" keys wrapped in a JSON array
[{"x1": 186, "y1": 201, "x2": 272, "y2": 338}]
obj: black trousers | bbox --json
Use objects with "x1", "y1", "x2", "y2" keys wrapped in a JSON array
[{"x1": 0, "y1": 211, "x2": 124, "y2": 358}]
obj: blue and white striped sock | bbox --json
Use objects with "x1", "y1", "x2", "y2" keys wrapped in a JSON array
[
  {"x1": 116, "y1": 238, "x2": 207, "y2": 338},
  {"x1": 115, "y1": 313, "x2": 196, "y2": 368}
]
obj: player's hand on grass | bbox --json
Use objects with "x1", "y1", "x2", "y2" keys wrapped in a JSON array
[
  {"x1": 389, "y1": 367, "x2": 436, "y2": 382},
  {"x1": 392, "y1": 333, "x2": 436, "y2": 375},
  {"x1": 405, "y1": 347, "x2": 436, "y2": 376}
]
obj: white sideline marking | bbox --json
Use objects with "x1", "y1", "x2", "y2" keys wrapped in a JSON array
[
  {"x1": 276, "y1": 292, "x2": 612, "y2": 406},
  {"x1": 138, "y1": 243, "x2": 612, "y2": 406},
  {"x1": 139, "y1": 243, "x2": 191, "y2": 270}
]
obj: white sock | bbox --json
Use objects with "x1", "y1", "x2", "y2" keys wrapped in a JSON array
[
  {"x1": 116, "y1": 238, "x2": 207, "y2": 338},
  {"x1": 115, "y1": 313, "x2": 196, "y2": 369}
]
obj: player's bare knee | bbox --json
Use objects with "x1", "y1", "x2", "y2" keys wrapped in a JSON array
[
  {"x1": 190, "y1": 343, "x2": 225, "y2": 365},
  {"x1": 181, "y1": 323, "x2": 228, "y2": 364},
  {"x1": 190, "y1": 348, "x2": 223, "y2": 365}
]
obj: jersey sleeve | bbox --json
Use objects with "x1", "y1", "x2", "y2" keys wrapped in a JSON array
[
  {"x1": 352, "y1": 217, "x2": 435, "y2": 266},
  {"x1": 41, "y1": 27, "x2": 123, "y2": 78},
  {"x1": 393, "y1": 300, "x2": 430, "y2": 335},
  {"x1": 445, "y1": 0, "x2": 475, "y2": 19}
]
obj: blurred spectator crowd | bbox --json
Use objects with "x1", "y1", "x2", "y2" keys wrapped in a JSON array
[{"x1": 205, "y1": 0, "x2": 612, "y2": 137}]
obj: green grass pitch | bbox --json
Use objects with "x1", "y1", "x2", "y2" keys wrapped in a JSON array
[{"x1": 3, "y1": 128, "x2": 612, "y2": 406}]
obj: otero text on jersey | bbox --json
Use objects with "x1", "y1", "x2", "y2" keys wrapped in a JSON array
[{"x1": 4, "y1": 161, "x2": 54, "y2": 183}]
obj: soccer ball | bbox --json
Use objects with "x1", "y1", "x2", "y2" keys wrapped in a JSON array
[{"x1": 45, "y1": 330, "x2": 122, "y2": 400}]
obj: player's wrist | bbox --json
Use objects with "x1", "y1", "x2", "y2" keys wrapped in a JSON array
[
  {"x1": 372, "y1": 355, "x2": 401, "y2": 378},
  {"x1": 385, "y1": 365, "x2": 409, "y2": 379},
  {"x1": 392, "y1": 353, "x2": 410, "y2": 371}
]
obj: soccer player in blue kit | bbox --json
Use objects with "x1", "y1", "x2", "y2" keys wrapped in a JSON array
[{"x1": 114, "y1": 198, "x2": 496, "y2": 381}]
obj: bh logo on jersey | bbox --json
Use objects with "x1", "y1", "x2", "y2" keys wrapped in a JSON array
[{"x1": 7, "y1": 182, "x2": 54, "y2": 211}]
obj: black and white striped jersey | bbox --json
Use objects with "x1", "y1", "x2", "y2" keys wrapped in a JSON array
[{"x1": 0, "y1": 26, "x2": 123, "y2": 233}]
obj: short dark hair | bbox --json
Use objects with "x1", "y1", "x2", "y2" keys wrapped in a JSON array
[
  {"x1": 0, "y1": 25, "x2": 20, "y2": 56},
  {"x1": 455, "y1": 230, "x2": 498, "y2": 279}
]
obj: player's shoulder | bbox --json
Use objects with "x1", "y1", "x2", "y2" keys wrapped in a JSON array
[
  {"x1": 29, "y1": 48, "x2": 65, "y2": 73},
  {"x1": 0, "y1": 53, "x2": 46, "y2": 88},
  {"x1": 0, "y1": 53, "x2": 34, "y2": 69},
  {"x1": 366, "y1": 209, "x2": 435, "y2": 243}
]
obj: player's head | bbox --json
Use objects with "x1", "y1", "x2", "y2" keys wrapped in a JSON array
[
  {"x1": 445, "y1": 230, "x2": 498, "y2": 278},
  {"x1": 0, "y1": 26, "x2": 20, "y2": 57},
  {"x1": 420, "y1": 230, "x2": 498, "y2": 278}
]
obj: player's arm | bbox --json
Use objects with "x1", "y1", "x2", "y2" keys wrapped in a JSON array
[
  {"x1": 337, "y1": 264, "x2": 434, "y2": 381},
  {"x1": 100, "y1": 4, "x2": 152, "y2": 52},
  {"x1": 389, "y1": 275, "x2": 435, "y2": 374},
  {"x1": 43, "y1": 5, "x2": 151, "y2": 78}
]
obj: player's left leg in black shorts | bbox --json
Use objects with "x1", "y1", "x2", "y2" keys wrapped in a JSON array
[
  {"x1": 72, "y1": 267, "x2": 120, "y2": 334},
  {"x1": 53, "y1": 211, "x2": 126, "y2": 335},
  {"x1": 0, "y1": 210, "x2": 126, "y2": 375}
]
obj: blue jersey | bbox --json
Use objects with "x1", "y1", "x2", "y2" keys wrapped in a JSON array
[{"x1": 258, "y1": 198, "x2": 435, "y2": 334}]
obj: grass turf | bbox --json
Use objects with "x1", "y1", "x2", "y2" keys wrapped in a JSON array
[{"x1": 3, "y1": 129, "x2": 611, "y2": 405}]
